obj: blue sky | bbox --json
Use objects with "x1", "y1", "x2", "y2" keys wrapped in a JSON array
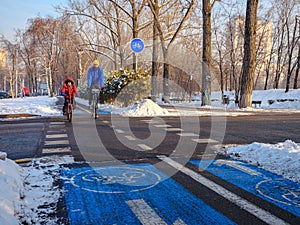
[{"x1": 0, "y1": 0, "x2": 68, "y2": 41}]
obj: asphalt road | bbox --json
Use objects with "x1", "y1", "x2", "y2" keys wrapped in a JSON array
[
  {"x1": 1, "y1": 109, "x2": 299, "y2": 161},
  {"x1": 0, "y1": 106, "x2": 299, "y2": 224}
]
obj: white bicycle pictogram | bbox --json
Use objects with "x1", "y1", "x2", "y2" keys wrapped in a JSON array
[
  {"x1": 70, "y1": 166, "x2": 161, "y2": 194},
  {"x1": 82, "y1": 171, "x2": 146, "y2": 185},
  {"x1": 256, "y1": 178, "x2": 300, "y2": 207}
]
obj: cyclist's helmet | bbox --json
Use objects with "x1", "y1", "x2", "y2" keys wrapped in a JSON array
[
  {"x1": 93, "y1": 60, "x2": 99, "y2": 65},
  {"x1": 65, "y1": 76, "x2": 74, "y2": 85}
]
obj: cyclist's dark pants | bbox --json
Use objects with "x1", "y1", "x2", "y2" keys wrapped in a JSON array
[{"x1": 63, "y1": 98, "x2": 75, "y2": 113}]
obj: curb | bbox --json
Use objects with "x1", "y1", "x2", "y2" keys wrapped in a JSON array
[{"x1": 14, "y1": 158, "x2": 34, "y2": 164}]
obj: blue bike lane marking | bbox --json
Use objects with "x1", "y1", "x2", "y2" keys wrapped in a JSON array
[
  {"x1": 60, "y1": 163, "x2": 236, "y2": 225},
  {"x1": 190, "y1": 159, "x2": 300, "y2": 217}
]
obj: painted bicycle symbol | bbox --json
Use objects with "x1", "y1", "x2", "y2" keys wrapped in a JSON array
[
  {"x1": 256, "y1": 178, "x2": 300, "y2": 207},
  {"x1": 82, "y1": 171, "x2": 146, "y2": 185},
  {"x1": 70, "y1": 166, "x2": 161, "y2": 194}
]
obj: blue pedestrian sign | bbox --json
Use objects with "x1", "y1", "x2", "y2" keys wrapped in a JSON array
[{"x1": 130, "y1": 38, "x2": 144, "y2": 53}]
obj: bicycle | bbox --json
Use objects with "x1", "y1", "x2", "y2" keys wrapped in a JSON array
[
  {"x1": 65, "y1": 95, "x2": 73, "y2": 122},
  {"x1": 91, "y1": 88, "x2": 100, "y2": 119}
]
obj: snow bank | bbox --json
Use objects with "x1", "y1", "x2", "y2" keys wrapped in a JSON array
[
  {"x1": 218, "y1": 89, "x2": 300, "y2": 110},
  {"x1": 0, "y1": 153, "x2": 24, "y2": 225},
  {"x1": 223, "y1": 140, "x2": 300, "y2": 183},
  {"x1": 0, "y1": 154, "x2": 74, "y2": 225},
  {"x1": 0, "y1": 96, "x2": 61, "y2": 116},
  {"x1": 117, "y1": 99, "x2": 170, "y2": 117},
  {"x1": 19, "y1": 156, "x2": 73, "y2": 224}
]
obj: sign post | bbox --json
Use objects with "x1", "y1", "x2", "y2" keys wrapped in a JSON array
[{"x1": 130, "y1": 38, "x2": 144, "y2": 71}]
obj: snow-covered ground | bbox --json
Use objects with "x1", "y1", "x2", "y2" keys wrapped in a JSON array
[
  {"x1": 0, "y1": 96, "x2": 60, "y2": 118},
  {"x1": 220, "y1": 140, "x2": 300, "y2": 183},
  {"x1": 0, "y1": 89, "x2": 299, "y2": 224},
  {"x1": 1, "y1": 89, "x2": 300, "y2": 118},
  {"x1": 0, "y1": 153, "x2": 74, "y2": 225}
]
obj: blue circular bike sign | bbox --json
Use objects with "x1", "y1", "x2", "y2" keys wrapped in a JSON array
[{"x1": 130, "y1": 38, "x2": 144, "y2": 53}]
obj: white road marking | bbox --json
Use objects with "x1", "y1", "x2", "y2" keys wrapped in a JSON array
[
  {"x1": 46, "y1": 134, "x2": 68, "y2": 139},
  {"x1": 138, "y1": 144, "x2": 153, "y2": 151},
  {"x1": 115, "y1": 129, "x2": 125, "y2": 134},
  {"x1": 141, "y1": 120, "x2": 161, "y2": 124},
  {"x1": 214, "y1": 160, "x2": 261, "y2": 176},
  {"x1": 165, "y1": 128, "x2": 183, "y2": 132},
  {"x1": 158, "y1": 155, "x2": 289, "y2": 225},
  {"x1": 154, "y1": 124, "x2": 172, "y2": 128},
  {"x1": 166, "y1": 108, "x2": 177, "y2": 112},
  {"x1": 44, "y1": 140, "x2": 69, "y2": 145},
  {"x1": 102, "y1": 120, "x2": 110, "y2": 124},
  {"x1": 173, "y1": 218, "x2": 187, "y2": 225},
  {"x1": 77, "y1": 104, "x2": 91, "y2": 114},
  {"x1": 176, "y1": 133, "x2": 198, "y2": 137},
  {"x1": 47, "y1": 129, "x2": 66, "y2": 134},
  {"x1": 42, "y1": 147, "x2": 72, "y2": 154},
  {"x1": 125, "y1": 135, "x2": 136, "y2": 141},
  {"x1": 49, "y1": 122, "x2": 65, "y2": 125},
  {"x1": 48, "y1": 125, "x2": 66, "y2": 129},
  {"x1": 191, "y1": 138, "x2": 218, "y2": 144},
  {"x1": 126, "y1": 199, "x2": 187, "y2": 225}
]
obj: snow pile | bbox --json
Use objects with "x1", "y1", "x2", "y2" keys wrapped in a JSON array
[
  {"x1": 117, "y1": 99, "x2": 170, "y2": 117},
  {"x1": 223, "y1": 140, "x2": 300, "y2": 183},
  {"x1": 0, "y1": 154, "x2": 24, "y2": 225},
  {"x1": 212, "y1": 89, "x2": 300, "y2": 110},
  {"x1": 0, "y1": 154, "x2": 74, "y2": 225},
  {"x1": 253, "y1": 89, "x2": 300, "y2": 109},
  {"x1": 0, "y1": 96, "x2": 61, "y2": 116}
]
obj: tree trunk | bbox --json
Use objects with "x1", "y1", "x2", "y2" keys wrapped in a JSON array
[
  {"x1": 162, "y1": 48, "x2": 170, "y2": 103},
  {"x1": 132, "y1": 2, "x2": 138, "y2": 71},
  {"x1": 294, "y1": 46, "x2": 300, "y2": 89},
  {"x1": 239, "y1": 0, "x2": 258, "y2": 108},
  {"x1": 285, "y1": 17, "x2": 299, "y2": 92},
  {"x1": 202, "y1": 0, "x2": 212, "y2": 106},
  {"x1": 151, "y1": 0, "x2": 159, "y2": 102},
  {"x1": 274, "y1": 25, "x2": 285, "y2": 89}
]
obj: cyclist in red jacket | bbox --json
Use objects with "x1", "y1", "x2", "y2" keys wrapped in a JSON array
[{"x1": 61, "y1": 76, "x2": 79, "y2": 115}]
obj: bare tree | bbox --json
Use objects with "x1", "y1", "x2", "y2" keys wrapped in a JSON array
[
  {"x1": 147, "y1": 0, "x2": 195, "y2": 103},
  {"x1": 150, "y1": 0, "x2": 159, "y2": 102},
  {"x1": 202, "y1": 0, "x2": 215, "y2": 105},
  {"x1": 294, "y1": 42, "x2": 300, "y2": 89},
  {"x1": 239, "y1": 0, "x2": 258, "y2": 108},
  {"x1": 285, "y1": 15, "x2": 300, "y2": 92},
  {"x1": 17, "y1": 29, "x2": 38, "y2": 96},
  {"x1": 109, "y1": 0, "x2": 148, "y2": 70},
  {"x1": 26, "y1": 17, "x2": 63, "y2": 96},
  {"x1": 0, "y1": 38, "x2": 20, "y2": 98}
]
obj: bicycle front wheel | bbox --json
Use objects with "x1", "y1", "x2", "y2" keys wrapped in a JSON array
[
  {"x1": 94, "y1": 105, "x2": 97, "y2": 119},
  {"x1": 67, "y1": 104, "x2": 72, "y2": 122}
]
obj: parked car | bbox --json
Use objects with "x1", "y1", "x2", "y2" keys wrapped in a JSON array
[
  {"x1": 22, "y1": 87, "x2": 30, "y2": 96},
  {"x1": 0, "y1": 91, "x2": 10, "y2": 99}
]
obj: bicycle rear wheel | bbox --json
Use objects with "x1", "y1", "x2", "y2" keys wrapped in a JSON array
[
  {"x1": 67, "y1": 104, "x2": 72, "y2": 122},
  {"x1": 94, "y1": 105, "x2": 97, "y2": 119}
]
